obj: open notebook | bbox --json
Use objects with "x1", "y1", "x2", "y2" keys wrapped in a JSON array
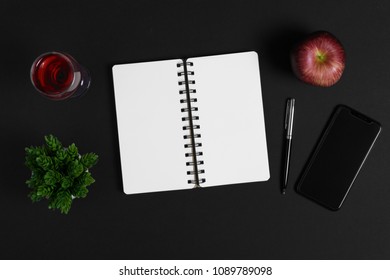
[{"x1": 112, "y1": 51, "x2": 269, "y2": 194}]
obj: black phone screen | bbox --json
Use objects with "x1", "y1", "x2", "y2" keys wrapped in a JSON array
[{"x1": 297, "y1": 106, "x2": 381, "y2": 210}]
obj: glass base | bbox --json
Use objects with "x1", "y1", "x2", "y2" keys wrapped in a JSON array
[{"x1": 71, "y1": 66, "x2": 91, "y2": 99}]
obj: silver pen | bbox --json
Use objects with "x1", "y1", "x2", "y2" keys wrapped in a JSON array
[{"x1": 282, "y1": 98, "x2": 295, "y2": 195}]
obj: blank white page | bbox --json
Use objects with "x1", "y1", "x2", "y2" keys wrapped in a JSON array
[
  {"x1": 112, "y1": 59, "x2": 189, "y2": 194},
  {"x1": 189, "y1": 51, "x2": 270, "y2": 187}
]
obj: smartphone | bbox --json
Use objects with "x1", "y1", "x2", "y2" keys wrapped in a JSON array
[{"x1": 297, "y1": 105, "x2": 381, "y2": 210}]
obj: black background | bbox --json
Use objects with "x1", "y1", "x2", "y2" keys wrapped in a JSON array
[{"x1": 0, "y1": 0, "x2": 389, "y2": 259}]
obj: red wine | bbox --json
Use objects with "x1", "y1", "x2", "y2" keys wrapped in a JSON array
[
  {"x1": 31, "y1": 52, "x2": 90, "y2": 100},
  {"x1": 32, "y1": 54, "x2": 74, "y2": 92}
]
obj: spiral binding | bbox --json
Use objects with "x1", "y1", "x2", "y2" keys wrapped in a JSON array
[{"x1": 177, "y1": 60, "x2": 206, "y2": 187}]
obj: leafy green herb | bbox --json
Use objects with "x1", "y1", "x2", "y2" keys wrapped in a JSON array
[{"x1": 25, "y1": 135, "x2": 98, "y2": 214}]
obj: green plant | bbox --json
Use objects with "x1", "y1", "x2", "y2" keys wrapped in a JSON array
[{"x1": 25, "y1": 135, "x2": 98, "y2": 214}]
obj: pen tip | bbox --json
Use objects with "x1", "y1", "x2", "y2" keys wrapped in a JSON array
[{"x1": 282, "y1": 189, "x2": 286, "y2": 195}]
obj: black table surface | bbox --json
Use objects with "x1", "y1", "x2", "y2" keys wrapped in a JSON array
[{"x1": 1, "y1": 0, "x2": 389, "y2": 259}]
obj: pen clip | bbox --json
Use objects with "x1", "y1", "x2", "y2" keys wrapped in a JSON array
[
  {"x1": 285, "y1": 98, "x2": 295, "y2": 138},
  {"x1": 284, "y1": 99, "x2": 291, "y2": 130}
]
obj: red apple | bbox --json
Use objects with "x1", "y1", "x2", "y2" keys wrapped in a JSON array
[{"x1": 290, "y1": 31, "x2": 346, "y2": 87}]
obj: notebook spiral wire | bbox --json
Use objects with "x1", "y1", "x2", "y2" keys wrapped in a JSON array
[{"x1": 177, "y1": 61, "x2": 206, "y2": 186}]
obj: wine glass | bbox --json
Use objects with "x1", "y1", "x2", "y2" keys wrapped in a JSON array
[{"x1": 31, "y1": 51, "x2": 91, "y2": 100}]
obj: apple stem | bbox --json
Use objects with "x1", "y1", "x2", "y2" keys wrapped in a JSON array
[{"x1": 316, "y1": 51, "x2": 327, "y2": 63}]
